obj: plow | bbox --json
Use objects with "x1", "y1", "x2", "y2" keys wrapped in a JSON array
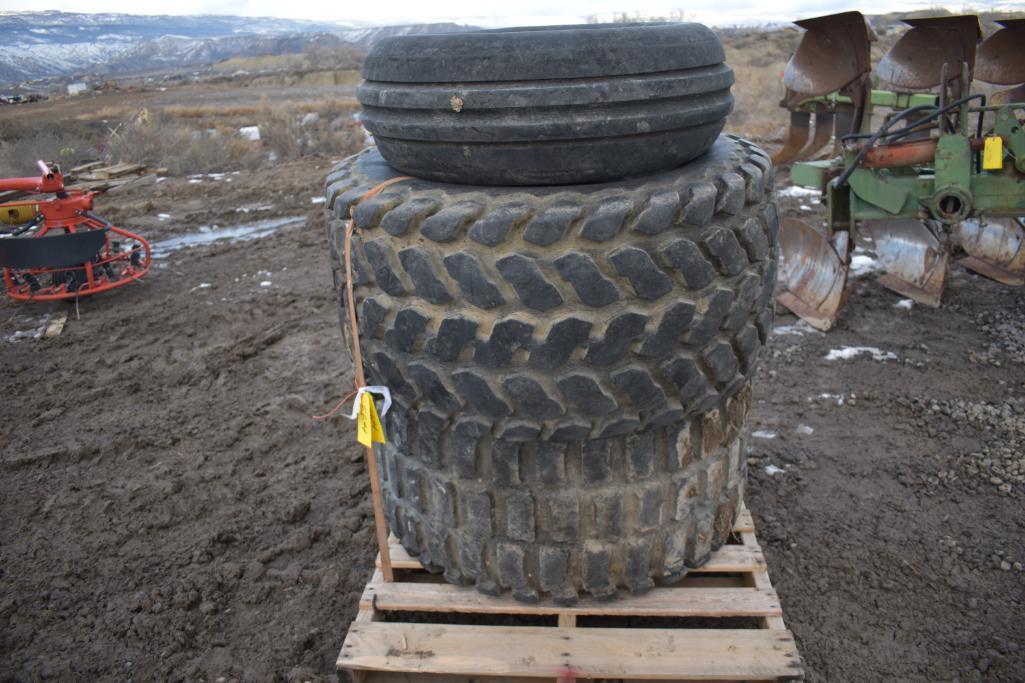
[
  {"x1": 0, "y1": 161, "x2": 151, "y2": 301},
  {"x1": 774, "y1": 12, "x2": 1025, "y2": 329}
]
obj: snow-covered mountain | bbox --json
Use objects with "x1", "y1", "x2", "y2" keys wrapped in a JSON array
[{"x1": 0, "y1": 12, "x2": 470, "y2": 85}]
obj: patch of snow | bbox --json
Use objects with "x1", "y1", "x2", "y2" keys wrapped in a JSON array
[
  {"x1": 894, "y1": 298, "x2": 914, "y2": 310},
  {"x1": 819, "y1": 393, "x2": 845, "y2": 405},
  {"x1": 764, "y1": 464, "x2": 785, "y2": 475},
  {"x1": 799, "y1": 204, "x2": 813, "y2": 211},
  {"x1": 778, "y1": 185, "x2": 821, "y2": 198},
  {"x1": 4, "y1": 313, "x2": 49, "y2": 343},
  {"x1": 259, "y1": 280, "x2": 272, "y2": 287},
  {"x1": 311, "y1": 196, "x2": 326, "y2": 204},
  {"x1": 188, "y1": 178, "x2": 202, "y2": 184},
  {"x1": 0, "y1": 41, "x2": 134, "y2": 81},
  {"x1": 773, "y1": 320, "x2": 822, "y2": 336},
  {"x1": 825, "y1": 346, "x2": 897, "y2": 362},
  {"x1": 157, "y1": 213, "x2": 170, "y2": 220},
  {"x1": 752, "y1": 430, "x2": 777, "y2": 439},
  {"x1": 850, "y1": 252, "x2": 882, "y2": 278}
]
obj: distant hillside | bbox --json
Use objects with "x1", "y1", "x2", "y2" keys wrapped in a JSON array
[{"x1": 0, "y1": 12, "x2": 472, "y2": 85}]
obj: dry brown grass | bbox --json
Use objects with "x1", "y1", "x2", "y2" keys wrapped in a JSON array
[
  {"x1": 107, "y1": 113, "x2": 262, "y2": 175},
  {"x1": 720, "y1": 29, "x2": 800, "y2": 143},
  {"x1": 211, "y1": 44, "x2": 364, "y2": 74},
  {"x1": 104, "y1": 97, "x2": 365, "y2": 174},
  {"x1": 161, "y1": 97, "x2": 359, "y2": 120},
  {"x1": 255, "y1": 100, "x2": 365, "y2": 162},
  {"x1": 0, "y1": 119, "x2": 107, "y2": 177}
]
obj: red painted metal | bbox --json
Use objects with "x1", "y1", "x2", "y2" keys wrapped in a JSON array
[
  {"x1": 1, "y1": 161, "x2": 151, "y2": 302},
  {"x1": 861, "y1": 139, "x2": 939, "y2": 168}
]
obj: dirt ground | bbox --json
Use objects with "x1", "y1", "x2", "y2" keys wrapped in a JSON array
[{"x1": 1, "y1": 139, "x2": 1024, "y2": 682}]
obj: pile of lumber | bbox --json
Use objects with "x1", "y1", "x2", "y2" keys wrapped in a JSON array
[{"x1": 0, "y1": 161, "x2": 166, "y2": 203}]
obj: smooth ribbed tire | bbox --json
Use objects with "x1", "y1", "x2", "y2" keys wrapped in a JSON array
[
  {"x1": 357, "y1": 23, "x2": 734, "y2": 185},
  {"x1": 326, "y1": 135, "x2": 777, "y2": 435},
  {"x1": 324, "y1": 135, "x2": 777, "y2": 601}
]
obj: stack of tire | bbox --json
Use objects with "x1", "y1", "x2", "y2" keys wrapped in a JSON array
[{"x1": 325, "y1": 23, "x2": 778, "y2": 604}]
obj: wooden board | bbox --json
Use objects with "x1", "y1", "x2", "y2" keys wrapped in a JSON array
[
  {"x1": 43, "y1": 312, "x2": 67, "y2": 339},
  {"x1": 79, "y1": 162, "x2": 146, "y2": 180},
  {"x1": 378, "y1": 541, "x2": 765, "y2": 574},
  {"x1": 68, "y1": 161, "x2": 105, "y2": 174},
  {"x1": 363, "y1": 581, "x2": 781, "y2": 618},
  {"x1": 341, "y1": 623, "x2": 802, "y2": 681}
]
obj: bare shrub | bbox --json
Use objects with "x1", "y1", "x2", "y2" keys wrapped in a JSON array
[
  {"x1": 105, "y1": 100, "x2": 366, "y2": 174},
  {"x1": 0, "y1": 120, "x2": 105, "y2": 177},
  {"x1": 107, "y1": 112, "x2": 262, "y2": 175},
  {"x1": 255, "y1": 98, "x2": 366, "y2": 162}
]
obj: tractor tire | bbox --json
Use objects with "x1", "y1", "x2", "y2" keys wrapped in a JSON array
[
  {"x1": 324, "y1": 135, "x2": 777, "y2": 602},
  {"x1": 381, "y1": 398, "x2": 752, "y2": 603},
  {"x1": 357, "y1": 23, "x2": 734, "y2": 186}
]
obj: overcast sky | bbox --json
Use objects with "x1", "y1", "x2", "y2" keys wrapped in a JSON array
[{"x1": 2, "y1": 0, "x2": 1020, "y2": 26}]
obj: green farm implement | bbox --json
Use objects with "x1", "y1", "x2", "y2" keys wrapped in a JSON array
[{"x1": 774, "y1": 13, "x2": 1025, "y2": 329}]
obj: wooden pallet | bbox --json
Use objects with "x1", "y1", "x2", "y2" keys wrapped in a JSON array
[{"x1": 338, "y1": 505, "x2": 803, "y2": 683}]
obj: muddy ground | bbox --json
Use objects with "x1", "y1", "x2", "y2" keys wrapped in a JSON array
[{"x1": 1, "y1": 152, "x2": 1023, "y2": 682}]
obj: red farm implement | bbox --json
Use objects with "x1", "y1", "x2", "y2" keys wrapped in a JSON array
[{"x1": 0, "y1": 161, "x2": 151, "y2": 301}]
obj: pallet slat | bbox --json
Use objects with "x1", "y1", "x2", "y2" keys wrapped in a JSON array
[
  {"x1": 340, "y1": 623, "x2": 802, "y2": 680},
  {"x1": 362, "y1": 581, "x2": 782, "y2": 618},
  {"x1": 81, "y1": 162, "x2": 146, "y2": 179},
  {"x1": 378, "y1": 542, "x2": 765, "y2": 574},
  {"x1": 68, "y1": 161, "x2": 105, "y2": 174}
]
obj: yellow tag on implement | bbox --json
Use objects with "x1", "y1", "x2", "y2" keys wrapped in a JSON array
[
  {"x1": 983, "y1": 136, "x2": 1004, "y2": 171},
  {"x1": 357, "y1": 391, "x2": 386, "y2": 447}
]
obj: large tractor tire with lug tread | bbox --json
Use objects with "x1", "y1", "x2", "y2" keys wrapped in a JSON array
[
  {"x1": 325, "y1": 134, "x2": 777, "y2": 602},
  {"x1": 358, "y1": 23, "x2": 734, "y2": 186}
]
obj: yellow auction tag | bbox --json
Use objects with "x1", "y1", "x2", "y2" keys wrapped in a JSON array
[
  {"x1": 357, "y1": 391, "x2": 386, "y2": 447},
  {"x1": 983, "y1": 136, "x2": 1004, "y2": 171}
]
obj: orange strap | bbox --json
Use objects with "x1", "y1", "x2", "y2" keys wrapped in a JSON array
[{"x1": 314, "y1": 175, "x2": 411, "y2": 420}]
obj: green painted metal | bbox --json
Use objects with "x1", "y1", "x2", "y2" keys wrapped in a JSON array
[
  {"x1": 930, "y1": 134, "x2": 973, "y2": 221},
  {"x1": 789, "y1": 160, "x2": 832, "y2": 191},
  {"x1": 848, "y1": 167, "x2": 913, "y2": 215},
  {"x1": 798, "y1": 104, "x2": 1025, "y2": 227},
  {"x1": 792, "y1": 89, "x2": 938, "y2": 112},
  {"x1": 844, "y1": 172, "x2": 1025, "y2": 221},
  {"x1": 992, "y1": 105, "x2": 1025, "y2": 173}
]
